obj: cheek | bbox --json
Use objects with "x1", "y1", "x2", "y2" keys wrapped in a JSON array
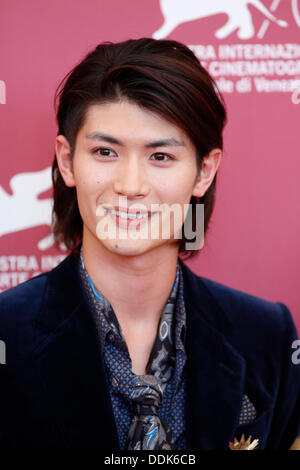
[
  {"x1": 155, "y1": 169, "x2": 196, "y2": 203},
  {"x1": 73, "y1": 159, "x2": 105, "y2": 195}
]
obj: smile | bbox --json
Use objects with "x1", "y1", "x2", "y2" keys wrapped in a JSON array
[{"x1": 105, "y1": 208, "x2": 152, "y2": 220}]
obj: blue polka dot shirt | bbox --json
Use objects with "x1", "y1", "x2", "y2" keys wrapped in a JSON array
[{"x1": 78, "y1": 249, "x2": 188, "y2": 449}]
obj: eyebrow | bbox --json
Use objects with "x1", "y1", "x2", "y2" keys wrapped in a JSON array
[{"x1": 85, "y1": 132, "x2": 186, "y2": 148}]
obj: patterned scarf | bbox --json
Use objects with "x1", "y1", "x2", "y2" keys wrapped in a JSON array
[
  {"x1": 79, "y1": 248, "x2": 180, "y2": 450},
  {"x1": 127, "y1": 375, "x2": 173, "y2": 450}
]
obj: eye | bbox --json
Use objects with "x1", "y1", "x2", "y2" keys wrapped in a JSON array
[
  {"x1": 93, "y1": 147, "x2": 117, "y2": 159},
  {"x1": 150, "y1": 152, "x2": 173, "y2": 163}
]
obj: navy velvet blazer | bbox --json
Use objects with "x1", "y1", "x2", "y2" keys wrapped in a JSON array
[{"x1": 0, "y1": 253, "x2": 299, "y2": 450}]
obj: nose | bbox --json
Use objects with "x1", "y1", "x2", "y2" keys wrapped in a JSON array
[{"x1": 113, "y1": 156, "x2": 150, "y2": 198}]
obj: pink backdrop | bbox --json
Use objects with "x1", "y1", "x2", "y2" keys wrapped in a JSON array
[{"x1": 0, "y1": 0, "x2": 299, "y2": 333}]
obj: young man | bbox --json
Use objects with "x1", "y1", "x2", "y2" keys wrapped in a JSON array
[{"x1": 0, "y1": 38, "x2": 299, "y2": 451}]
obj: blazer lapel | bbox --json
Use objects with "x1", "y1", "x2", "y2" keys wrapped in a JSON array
[
  {"x1": 180, "y1": 260, "x2": 247, "y2": 450},
  {"x1": 33, "y1": 254, "x2": 119, "y2": 450}
]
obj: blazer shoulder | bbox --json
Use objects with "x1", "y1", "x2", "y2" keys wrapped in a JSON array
[
  {"x1": 181, "y1": 261, "x2": 296, "y2": 342},
  {"x1": 0, "y1": 254, "x2": 74, "y2": 322},
  {"x1": 0, "y1": 271, "x2": 54, "y2": 363},
  {"x1": 0, "y1": 271, "x2": 49, "y2": 326},
  {"x1": 0, "y1": 269, "x2": 49, "y2": 301},
  {"x1": 200, "y1": 275, "x2": 285, "y2": 318}
]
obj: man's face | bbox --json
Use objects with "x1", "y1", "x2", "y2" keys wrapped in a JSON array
[{"x1": 61, "y1": 99, "x2": 205, "y2": 257}]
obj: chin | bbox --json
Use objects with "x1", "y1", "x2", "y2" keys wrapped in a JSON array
[{"x1": 101, "y1": 238, "x2": 157, "y2": 257}]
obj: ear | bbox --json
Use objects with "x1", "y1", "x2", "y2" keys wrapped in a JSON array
[
  {"x1": 192, "y1": 148, "x2": 222, "y2": 198},
  {"x1": 55, "y1": 134, "x2": 76, "y2": 187}
]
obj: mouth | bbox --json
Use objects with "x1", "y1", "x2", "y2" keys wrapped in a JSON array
[
  {"x1": 104, "y1": 206, "x2": 156, "y2": 220},
  {"x1": 102, "y1": 205, "x2": 159, "y2": 231}
]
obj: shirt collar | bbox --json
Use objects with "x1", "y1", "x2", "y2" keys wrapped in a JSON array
[{"x1": 78, "y1": 245, "x2": 186, "y2": 353}]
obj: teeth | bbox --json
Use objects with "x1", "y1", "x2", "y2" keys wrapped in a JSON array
[{"x1": 108, "y1": 209, "x2": 150, "y2": 219}]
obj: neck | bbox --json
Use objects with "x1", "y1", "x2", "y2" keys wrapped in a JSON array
[{"x1": 81, "y1": 228, "x2": 179, "y2": 328}]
